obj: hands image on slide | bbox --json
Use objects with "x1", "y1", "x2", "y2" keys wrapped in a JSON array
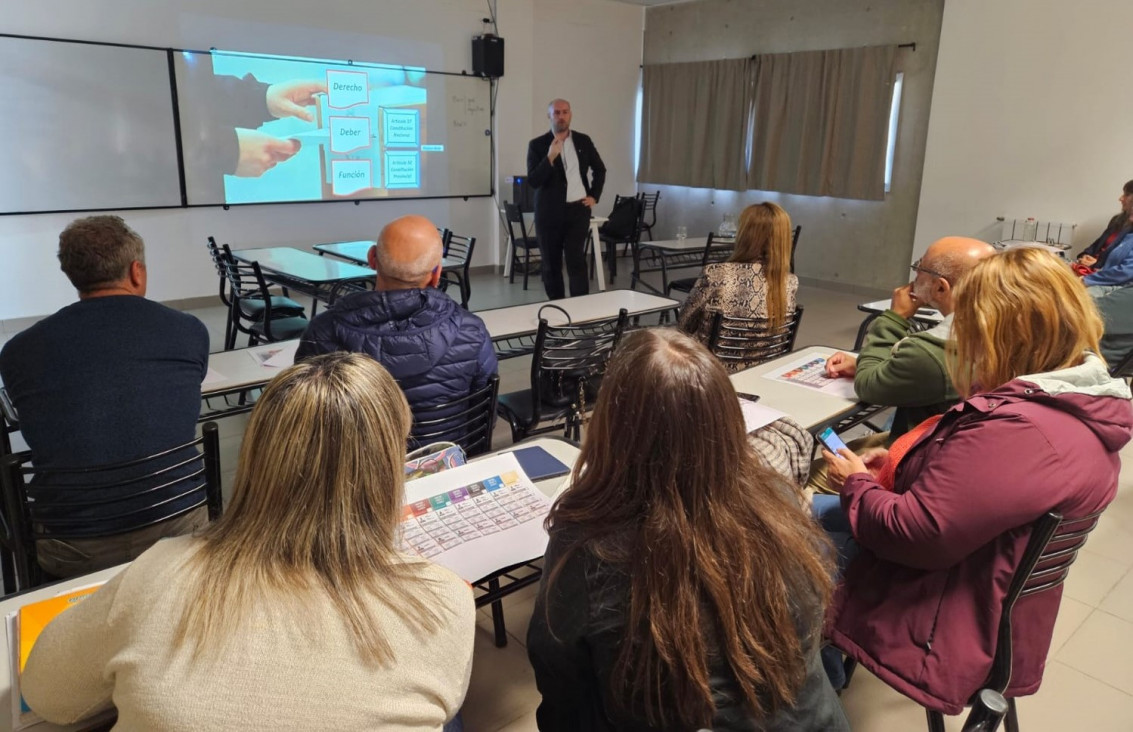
[
  {"x1": 266, "y1": 79, "x2": 327, "y2": 123},
  {"x1": 234, "y1": 129, "x2": 301, "y2": 177}
]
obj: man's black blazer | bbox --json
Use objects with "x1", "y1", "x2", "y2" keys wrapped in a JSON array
[{"x1": 526, "y1": 130, "x2": 606, "y2": 225}]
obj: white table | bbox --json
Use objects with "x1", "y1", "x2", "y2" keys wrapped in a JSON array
[
  {"x1": 729, "y1": 345, "x2": 882, "y2": 434},
  {"x1": 0, "y1": 437, "x2": 579, "y2": 729},
  {"x1": 199, "y1": 290, "x2": 681, "y2": 412}
]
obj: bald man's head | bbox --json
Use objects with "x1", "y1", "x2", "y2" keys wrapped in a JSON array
[
  {"x1": 914, "y1": 236, "x2": 996, "y2": 314},
  {"x1": 369, "y1": 215, "x2": 444, "y2": 291}
]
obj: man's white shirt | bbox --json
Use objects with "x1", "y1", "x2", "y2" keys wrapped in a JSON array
[{"x1": 561, "y1": 133, "x2": 587, "y2": 203}]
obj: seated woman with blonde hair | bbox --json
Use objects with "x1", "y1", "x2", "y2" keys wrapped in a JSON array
[
  {"x1": 528, "y1": 328, "x2": 848, "y2": 730},
  {"x1": 678, "y1": 201, "x2": 798, "y2": 372},
  {"x1": 23, "y1": 353, "x2": 475, "y2": 730},
  {"x1": 822, "y1": 248, "x2": 1133, "y2": 712}
]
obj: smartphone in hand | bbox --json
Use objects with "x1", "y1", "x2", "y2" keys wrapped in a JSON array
[{"x1": 818, "y1": 427, "x2": 849, "y2": 457}]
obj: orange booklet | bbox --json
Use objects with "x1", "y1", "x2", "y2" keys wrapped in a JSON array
[{"x1": 15, "y1": 583, "x2": 103, "y2": 715}]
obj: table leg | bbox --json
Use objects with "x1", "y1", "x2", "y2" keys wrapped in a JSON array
[{"x1": 588, "y1": 219, "x2": 606, "y2": 292}]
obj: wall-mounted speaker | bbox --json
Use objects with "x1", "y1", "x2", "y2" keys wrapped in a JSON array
[{"x1": 472, "y1": 34, "x2": 504, "y2": 78}]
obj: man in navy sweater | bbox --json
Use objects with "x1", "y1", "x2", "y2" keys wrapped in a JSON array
[{"x1": 0, "y1": 216, "x2": 209, "y2": 578}]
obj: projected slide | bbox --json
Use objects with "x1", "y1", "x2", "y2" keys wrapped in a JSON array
[{"x1": 175, "y1": 50, "x2": 490, "y2": 206}]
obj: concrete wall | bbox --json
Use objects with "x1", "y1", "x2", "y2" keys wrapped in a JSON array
[
  {"x1": 642, "y1": 0, "x2": 945, "y2": 295},
  {"x1": 0, "y1": 0, "x2": 643, "y2": 322},
  {"x1": 912, "y1": 0, "x2": 1133, "y2": 261}
]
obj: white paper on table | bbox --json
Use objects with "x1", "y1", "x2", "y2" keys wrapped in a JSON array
[
  {"x1": 399, "y1": 453, "x2": 552, "y2": 583},
  {"x1": 262, "y1": 341, "x2": 299, "y2": 368},
  {"x1": 763, "y1": 354, "x2": 859, "y2": 399},
  {"x1": 201, "y1": 367, "x2": 226, "y2": 385},
  {"x1": 246, "y1": 341, "x2": 299, "y2": 369},
  {"x1": 738, "y1": 398, "x2": 790, "y2": 433}
]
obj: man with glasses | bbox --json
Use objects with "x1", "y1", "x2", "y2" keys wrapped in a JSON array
[
  {"x1": 824, "y1": 236, "x2": 995, "y2": 439},
  {"x1": 296, "y1": 215, "x2": 497, "y2": 416}
]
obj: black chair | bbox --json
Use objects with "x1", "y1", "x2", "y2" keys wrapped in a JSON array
[
  {"x1": 961, "y1": 689, "x2": 1011, "y2": 732},
  {"x1": 0, "y1": 422, "x2": 224, "y2": 591},
  {"x1": 409, "y1": 375, "x2": 499, "y2": 458},
  {"x1": 1108, "y1": 349, "x2": 1133, "y2": 379},
  {"x1": 922, "y1": 509, "x2": 1102, "y2": 732},
  {"x1": 497, "y1": 308, "x2": 629, "y2": 442},
  {"x1": 598, "y1": 195, "x2": 644, "y2": 281},
  {"x1": 789, "y1": 224, "x2": 802, "y2": 274},
  {"x1": 209, "y1": 239, "x2": 304, "y2": 350},
  {"x1": 439, "y1": 233, "x2": 476, "y2": 309},
  {"x1": 664, "y1": 232, "x2": 727, "y2": 296},
  {"x1": 221, "y1": 245, "x2": 310, "y2": 346},
  {"x1": 0, "y1": 387, "x2": 16, "y2": 461},
  {"x1": 705, "y1": 306, "x2": 804, "y2": 371},
  {"x1": 637, "y1": 190, "x2": 660, "y2": 241},
  {"x1": 505, "y1": 202, "x2": 541, "y2": 290}
]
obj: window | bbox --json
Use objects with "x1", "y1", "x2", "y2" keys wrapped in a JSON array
[{"x1": 884, "y1": 72, "x2": 904, "y2": 194}]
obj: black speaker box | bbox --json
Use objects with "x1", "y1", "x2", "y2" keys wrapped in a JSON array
[{"x1": 472, "y1": 34, "x2": 504, "y2": 78}]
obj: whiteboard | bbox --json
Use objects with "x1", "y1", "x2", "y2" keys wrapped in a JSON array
[{"x1": 0, "y1": 35, "x2": 182, "y2": 214}]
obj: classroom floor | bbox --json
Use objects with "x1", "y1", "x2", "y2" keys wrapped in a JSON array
[{"x1": 4, "y1": 260, "x2": 1133, "y2": 730}]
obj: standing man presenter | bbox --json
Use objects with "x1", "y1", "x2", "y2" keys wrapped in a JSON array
[{"x1": 526, "y1": 99, "x2": 606, "y2": 299}]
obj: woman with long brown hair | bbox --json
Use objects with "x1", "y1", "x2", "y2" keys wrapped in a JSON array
[
  {"x1": 23, "y1": 353, "x2": 475, "y2": 730},
  {"x1": 823, "y1": 248, "x2": 1132, "y2": 713},
  {"x1": 527, "y1": 328, "x2": 847, "y2": 730},
  {"x1": 677, "y1": 202, "x2": 798, "y2": 369}
]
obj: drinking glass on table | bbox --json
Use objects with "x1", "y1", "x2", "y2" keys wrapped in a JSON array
[{"x1": 676, "y1": 225, "x2": 687, "y2": 241}]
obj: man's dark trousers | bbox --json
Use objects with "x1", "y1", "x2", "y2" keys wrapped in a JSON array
[{"x1": 537, "y1": 201, "x2": 591, "y2": 299}]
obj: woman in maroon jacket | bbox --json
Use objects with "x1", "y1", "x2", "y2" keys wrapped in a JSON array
[{"x1": 823, "y1": 247, "x2": 1133, "y2": 714}]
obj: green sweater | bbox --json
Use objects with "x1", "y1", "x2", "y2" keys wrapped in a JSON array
[{"x1": 854, "y1": 310, "x2": 959, "y2": 439}]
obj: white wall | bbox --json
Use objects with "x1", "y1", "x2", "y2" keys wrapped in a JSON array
[
  {"x1": 0, "y1": 0, "x2": 643, "y2": 322},
  {"x1": 912, "y1": 0, "x2": 1133, "y2": 261}
]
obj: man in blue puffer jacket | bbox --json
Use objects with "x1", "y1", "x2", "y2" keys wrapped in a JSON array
[{"x1": 296, "y1": 215, "x2": 498, "y2": 416}]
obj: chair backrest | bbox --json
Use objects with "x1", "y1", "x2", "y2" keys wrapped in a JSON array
[
  {"x1": 529, "y1": 309, "x2": 630, "y2": 418},
  {"x1": 985, "y1": 509, "x2": 1102, "y2": 693},
  {"x1": 445, "y1": 233, "x2": 475, "y2": 265},
  {"x1": 205, "y1": 236, "x2": 232, "y2": 307},
  {"x1": 0, "y1": 386, "x2": 18, "y2": 460},
  {"x1": 790, "y1": 225, "x2": 802, "y2": 273},
  {"x1": 437, "y1": 227, "x2": 453, "y2": 256},
  {"x1": 1109, "y1": 349, "x2": 1133, "y2": 379},
  {"x1": 220, "y1": 245, "x2": 273, "y2": 312},
  {"x1": 601, "y1": 195, "x2": 644, "y2": 243},
  {"x1": 637, "y1": 190, "x2": 660, "y2": 226},
  {"x1": 699, "y1": 232, "x2": 730, "y2": 268},
  {"x1": 409, "y1": 375, "x2": 499, "y2": 458},
  {"x1": 504, "y1": 202, "x2": 535, "y2": 245},
  {"x1": 706, "y1": 306, "x2": 804, "y2": 370},
  {"x1": 0, "y1": 422, "x2": 224, "y2": 589}
]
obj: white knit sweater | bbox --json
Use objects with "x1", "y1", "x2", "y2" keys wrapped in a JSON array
[{"x1": 22, "y1": 535, "x2": 476, "y2": 731}]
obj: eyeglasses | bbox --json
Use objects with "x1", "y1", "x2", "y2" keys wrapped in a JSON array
[{"x1": 910, "y1": 259, "x2": 946, "y2": 280}]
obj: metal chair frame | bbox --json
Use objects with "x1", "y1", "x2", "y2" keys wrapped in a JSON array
[
  {"x1": 221, "y1": 245, "x2": 310, "y2": 346},
  {"x1": 505, "y1": 202, "x2": 542, "y2": 291},
  {"x1": 636, "y1": 190, "x2": 660, "y2": 241},
  {"x1": 705, "y1": 306, "x2": 805, "y2": 371},
  {"x1": 409, "y1": 375, "x2": 500, "y2": 458},
  {"x1": 440, "y1": 233, "x2": 476, "y2": 308},
  {"x1": 497, "y1": 309, "x2": 629, "y2": 443},
  {"x1": 0, "y1": 422, "x2": 224, "y2": 591}
]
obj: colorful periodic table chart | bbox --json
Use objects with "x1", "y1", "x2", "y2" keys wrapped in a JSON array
[
  {"x1": 764, "y1": 354, "x2": 859, "y2": 399},
  {"x1": 399, "y1": 453, "x2": 554, "y2": 582}
]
